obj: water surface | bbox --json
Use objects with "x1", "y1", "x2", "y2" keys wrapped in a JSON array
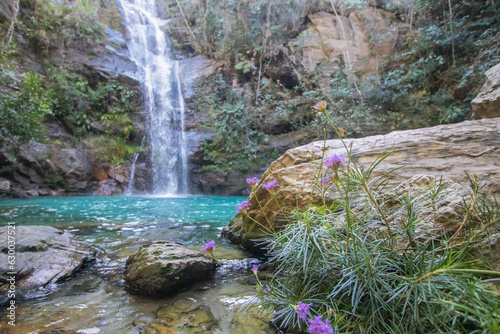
[{"x1": 0, "y1": 196, "x2": 267, "y2": 333}]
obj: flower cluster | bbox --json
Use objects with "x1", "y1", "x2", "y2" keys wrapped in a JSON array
[
  {"x1": 296, "y1": 302, "x2": 312, "y2": 322},
  {"x1": 263, "y1": 180, "x2": 280, "y2": 191},
  {"x1": 236, "y1": 200, "x2": 251, "y2": 213},
  {"x1": 313, "y1": 101, "x2": 327, "y2": 114},
  {"x1": 294, "y1": 302, "x2": 334, "y2": 334},
  {"x1": 307, "y1": 315, "x2": 334, "y2": 334},
  {"x1": 246, "y1": 177, "x2": 260, "y2": 187},
  {"x1": 321, "y1": 177, "x2": 330, "y2": 185},
  {"x1": 324, "y1": 154, "x2": 344, "y2": 171},
  {"x1": 201, "y1": 240, "x2": 215, "y2": 253}
]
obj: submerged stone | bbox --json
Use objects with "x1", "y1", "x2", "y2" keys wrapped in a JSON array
[
  {"x1": 124, "y1": 241, "x2": 216, "y2": 297},
  {"x1": 142, "y1": 298, "x2": 216, "y2": 333}
]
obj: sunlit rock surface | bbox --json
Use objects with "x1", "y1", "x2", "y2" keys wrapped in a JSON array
[
  {"x1": 223, "y1": 118, "x2": 500, "y2": 252},
  {"x1": 295, "y1": 7, "x2": 400, "y2": 78},
  {"x1": 472, "y1": 63, "x2": 500, "y2": 119}
]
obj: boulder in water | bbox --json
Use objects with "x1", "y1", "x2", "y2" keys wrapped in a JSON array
[{"x1": 124, "y1": 241, "x2": 217, "y2": 296}]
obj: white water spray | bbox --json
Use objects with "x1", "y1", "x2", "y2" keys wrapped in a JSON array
[{"x1": 118, "y1": 0, "x2": 188, "y2": 195}]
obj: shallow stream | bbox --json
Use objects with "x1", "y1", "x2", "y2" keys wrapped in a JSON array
[{"x1": 0, "y1": 196, "x2": 271, "y2": 333}]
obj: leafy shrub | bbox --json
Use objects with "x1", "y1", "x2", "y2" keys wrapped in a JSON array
[
  {"x1": 196, "y1": 74, "x2": 269, "y2": 171},
  {"x1": 246, "y1": 109, "x2": 500, "y2": 333},
  {"x1": 0, "y1": 72, "x2": 53, "y2": 140},
  {"x1": 83, "y1": 135, "x2": 139, "y2": 164},
  {"x1": 49, "y1": 69, "x2": 134, "y2": 134},
  {"x1": 19, "y1": 0, "x2": 103, "y2": 51}
]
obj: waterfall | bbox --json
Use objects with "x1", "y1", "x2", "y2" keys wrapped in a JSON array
[
  {"x1": 126, "y1": 136, "x2": 146, "y2": 195},
  {"x1": 117, "y1": 0, "x2": 189, "y2": 195}
]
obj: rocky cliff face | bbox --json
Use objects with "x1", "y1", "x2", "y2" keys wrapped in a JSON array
[
  {"x1": 223, "y1": 118, "x2": 500, "y2": 252},
  {"x1": 472, "y1": 63, "x2": 500, "y2": 119},
  {"x1": 0, "y1": 0, "x2": 153, "y2": 197},
  {"x1": 167, "y1": 5, "x2": 406, "y2": 195}
]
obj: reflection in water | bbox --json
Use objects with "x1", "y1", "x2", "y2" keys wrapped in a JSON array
[{"x1": 0, "y1": 196, "x2": 270, "y2": 333}]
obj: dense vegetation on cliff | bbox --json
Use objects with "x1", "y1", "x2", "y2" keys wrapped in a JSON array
[
  {"x1": 0, "y1": 0, "x2": 140, "y2": 162},
  {"x1": 167, "y1": 0, "x2": 499, "y2": 171}
]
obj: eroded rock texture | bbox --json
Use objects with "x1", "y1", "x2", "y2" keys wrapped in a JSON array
[
  {"x1": 223, "y1": 118, "x2": 500, "y2": 252},
  {"x1": 0, "y1": 226, "x2": 94, "y2": 304},
  {"x1": 472, "y1": 63, "x2": 500, "y2": 119}
]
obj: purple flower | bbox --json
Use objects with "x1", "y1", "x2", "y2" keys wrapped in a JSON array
[
  {"x1": 236, "y1": 200, "x2": 251, "y2": 213},
  {"x1": 296, "y1": 302, "x2": 312, "y2": 322},
  {"x1": 263, "y1": 288, "x2": 270, "y2": 294},
  {"x1": 324, "y1": 154, "x2": 344, "y2": 171},
  {"x1": 307, "y1": 316, "x2": 334, "y2": 334},
  {"x1": 321, "y1": 177, "x2": 330, "y2": 185},
  {"x1": 201, "y1": 240, "x2": 215, "y2": 253},
  {"x1": 246, "y1": 177, "x2": 260, "y2": 187},
  {"x1": 262, "y1": 180, "x2": 280, "y2": 191},
  {"x1": 314, "y1": 101, "x2": 327, "y2": 114},
  {"x1": 251, "y1": 264, "x2": 260, "y2": 275}
]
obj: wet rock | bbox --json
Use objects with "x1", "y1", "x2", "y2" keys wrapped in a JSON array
[
  {"x1": 130, "y1": 162, "x2": 151, "y2": 193},
  {"x1": 179, "y1": 55, "x2": 223, "y2": 101},
  {"x1": 92, "y1": 166, "x2": 108, "y2": 181},
  {"x1": 51, "y1": 148, "x2": 92, "y2": 191},
  {"x1": 190, "y1": 168, "x2": 251, "y2": 196},
  {"x1": 230, "y1": 305, "x2": 274, "y2": 334},
  {"x1": 93, "y1": 180, "x2": 113, "y2": 196},
  {"x1": 472, "y1": 62, "x2": 500, "y2": 118},
  {"x1": 223, "y1": 118, "x2": 500, "y2": 252},
  {"x1": 26, "y1": 188, "x2": 39, "y2": 197},
  {"x1": 124, "y1": 241, "x2": 217, "y2": 296},
  {"x1": 143, "y1": 299, "x2": 216, "y2": 333},
  {"x1": 0, "y1": 177, "x2": 10, "y2": 192},
  {"x1": 0, "y1": 226, "x2": 94, "y2": 305}
]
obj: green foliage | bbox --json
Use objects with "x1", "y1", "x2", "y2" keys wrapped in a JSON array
[
  {"x1": 0, "y1": 72, "x2": 53, "y2": 140},
  {"x1": 177, "y1": 0, "x2": 329, "y2": 63},
  {"x1": 83, "y1": 135, "x2": 139, "y2": 164},
  {"x1": 196, "y1": 74, "x2": 269, "y2": 171},
  {"x1": 18, "y1": 0, "x2": 103, "y2": 51},
  {"x1": 49, "y1": 68, "x2": 134, "y2": 134},
  {"x1": 249, "y1": 116, "x2": 500, "y2": 333},
  {"x1": 179, "y1": 0, "x2": 499, "y2": 145}
]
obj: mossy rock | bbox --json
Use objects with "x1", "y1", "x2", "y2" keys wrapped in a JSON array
[{"x1": 124, "y1": 241, "x2": 216, "y2": 296}]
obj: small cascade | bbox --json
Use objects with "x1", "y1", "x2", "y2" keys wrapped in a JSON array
[
  {"x1": 126, "y1": 136, "x2": 146, "y2": 195},
  {"x1": 117, "y1": 0, "x2": 189, "y2": 195}
]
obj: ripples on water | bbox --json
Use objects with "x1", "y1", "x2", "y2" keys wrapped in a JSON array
[{"x1": 0, "y1": 196, "x2": 267, "y2": 333}]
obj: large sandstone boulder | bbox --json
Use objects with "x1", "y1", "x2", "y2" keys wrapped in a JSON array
[
  {"x1": 0, "y1": 226, "x2": 94, "y2": 304},
  {"x1": 294, "y1": 7, "x2": 400, "y2": 78},
  {"x1": 223, "y1": 118, "x2": 500, "y2": 252},
  {"x1": 124, "y1": 241, "x2": 217, "y2": 296},
  {"x1": 472, "y1": 63, "x2": 500, "y2": 118}
]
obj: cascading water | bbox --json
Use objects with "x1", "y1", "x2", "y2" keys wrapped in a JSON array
[
  {"x1": 117, "y1": 0, "x2": 188, "y2": 195},
  {"x1": 126, "y1": 136, "x2": 146, "y2": 195}
]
